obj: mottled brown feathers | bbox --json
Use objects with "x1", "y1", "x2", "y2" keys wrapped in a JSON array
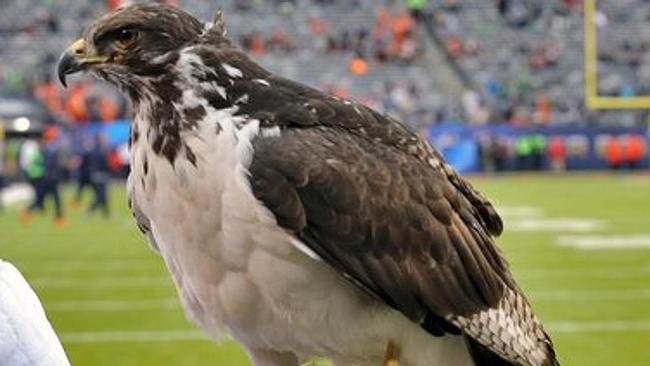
[
  {"x1": 241, "y1": 78, "x2": 555, "y2": 365},
  {"x1": 250, "y1": 127, "x2": 506, "y2": 318}
]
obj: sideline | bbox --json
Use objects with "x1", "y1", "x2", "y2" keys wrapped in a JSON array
[
  {"x1": 46, "y1": 298, "x2": 180, "y2": 311},
  {"x1": 31, "y1": 276, "x2": 171, "y2": 289},
  {"x1": 60, "y1": 330, "x2": 209, "y2": 344}
]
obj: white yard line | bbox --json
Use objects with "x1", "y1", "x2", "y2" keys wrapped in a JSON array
[
  {"x1": 45, "y1": 298, "x2": 180, "y2": 311},
  {"x1": 20, "y1": 259, "x2": 160, "y2": 274},
  {"x1": 547, "y1": 320, "x2": 650, "y2": 333},
  {"x1": 31, "y1": 276, "x2": 172, "y2": 289},
  {"x1": 558, "y1": 235, "x2": 650, "y2": 250},
  {"x1": 60, "y1": 330, "x2": 209, "y2": 344},
  {"x1": 496, "y1": 206, "x2": 545, "y2": 219},
  {"x1": 496, "y1": 206, "x2": 607, "y2": 233},
  {"x1": 507, "y1": 218, "x2": 608, "y2": 233}
]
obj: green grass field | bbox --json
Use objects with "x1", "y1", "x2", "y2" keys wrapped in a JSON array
[{"x1": 1, "y1": 174, "x2": 649, "y2": 366}]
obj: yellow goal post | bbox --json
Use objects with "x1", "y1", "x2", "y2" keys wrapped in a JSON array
[{"x1": 584, "y1": 0, "x2": 650, "y2": 116}]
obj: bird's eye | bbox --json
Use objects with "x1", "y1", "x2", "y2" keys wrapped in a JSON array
[{"x1": 115, "y1": 28, "x2": 138, "y2": 48}]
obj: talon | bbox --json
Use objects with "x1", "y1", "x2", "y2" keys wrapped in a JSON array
[{"x1": 383, "y1": 341, "x2": 400, "y2": 366}]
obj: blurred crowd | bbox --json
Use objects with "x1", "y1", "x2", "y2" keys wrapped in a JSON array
[
  {"x1": 1, "y1": 0, "x2": 650, "y2": 127},
  {"x1": 0, "y1": 0, "x2": 650, "y2": 126},
  {"x1": 429, "y1": 0, "x2": 650, "y2": 125},
  {"x1": 0, "y1": 0, "x2": 438, "y2": 127}
]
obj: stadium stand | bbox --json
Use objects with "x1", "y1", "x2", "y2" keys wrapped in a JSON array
[
  {"x1": 0, "y1": 0, "x2": 649, "y2": 127},
  {"x1": 425, "y1": 0, "x2": 650, "y2": 125}
]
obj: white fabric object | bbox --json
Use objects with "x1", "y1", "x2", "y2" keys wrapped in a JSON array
[{"x1": 0, "y1": 260, "x2": 71, "y2": 366}]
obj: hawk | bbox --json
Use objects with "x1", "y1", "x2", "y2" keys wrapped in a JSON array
[{"x1": 58, "y1": 5, "x2": 559, "y2": 366}]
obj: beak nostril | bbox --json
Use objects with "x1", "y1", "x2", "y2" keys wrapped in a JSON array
[{"x1": 69, "y1": 39, "x2": 87, "y2": 57}]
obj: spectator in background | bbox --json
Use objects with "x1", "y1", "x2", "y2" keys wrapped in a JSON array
[
  {"x1": 349, "y1": 54, "x2": 369, "y2": 76},
  {"x1": 446, "y1": 36, "x2": 463, "y2": 58},
  {"x1": 478, "y1": 134, "x2": 496, "y2": 173},
  {"x1": 72, "y1": 134, "x2": 93, "y2": 209},
  {"x1": 309, "y1": 15, "x2": 331, "y2": 36},
  {"x1": 498, "y1": 0, "x2": 541, "y2": 28},
  {"x1": 606, "y1": 136, "x2": 623, "y2": 170},
  {"x1": 374, "y1": 8, "x2": 392, "y2": 62},
  {"x1": 497, "y1": 0, "x2": 510, "y2": 17},
  {"x1": 531, "y1": 134, "x2": 547, "y2": 170},
  {"x1": 243, "y1": 32, "x2": 266, "y2": 55},
  {"x1": 354, "y1": 29, "x2": 369, "y2": 56},
  {"x1": 547, "y1": 136, "x2": 567, "y2": 172},
  {"x1": 40, "y1": 127, "x2": 66, "y2": 225},
  {"x1": 563, "y1": 0, "x2": 581, "y2": 9},
  {"x1": 399, "y1": 32, "x2": 418, "y2": 62},
  {"x1": 33, "y1": 75, "x2": 67, "y2": 122},
  {"x1": 624, "y1": 134, "x2": 647, "y2": 170},
  {"x1": 107, "y1": 0, "x2": 123, "y2": 10},
  {"x1": 443, "y1": 0, "x2": 461, "y2": 13},
  {"x1": 534, "y1": 95, "x2": 552, "y2": 125},
  {"x1": 20, "y1": 128, "x2": 66, "y2": 226},
  {"x1": 462, "y1": 90, "x2": 489, "y2": 124},
  {"x1": 87, "y1": 134, "x2": 111, "y2": 218},
  {"x1": 64, "y1": 82, "x2": 91, "y2": 123},
  {"x1": 86, "y1": 94, "x2": 119, "y2": 123},
  {"x1": 407, "y1": 0, "x2": 428, "y2": 21},
  {"x1": 493, "y1": 136, "x2": 509, "y2": 172},
  {"x1": 35, "y1": 7, "x2": 59, "y2": 33},
  {"x1": 269, "y1": 27, "x2": 294, "y2": 52},
  {"x1": 515, "y1": 135, "x2": 533, "y2": 170},
  {"x1": 20, "y1": 142, "x2": 44, "y2": 223},
  {"x1": 19, "y1": 139, "x2": 42, "y2": 221}
]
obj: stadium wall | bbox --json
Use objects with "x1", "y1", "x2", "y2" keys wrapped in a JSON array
[
  {"x1": 427, "y1": 123, "x2": 649, "y2": 173},
  {"x1": 73, "y1": 120, "x2": 649, "y2": 174}
]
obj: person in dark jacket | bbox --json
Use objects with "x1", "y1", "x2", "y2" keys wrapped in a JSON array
[
  {"x1": 21, "y1": 128, "x2": 66, "y2": 226},
  {"x1": 72, "y1": 134, "x2": 93, "y2": 209},
  {"x1": 86, "y1": 134, "x2": 111, "y2": 217}
]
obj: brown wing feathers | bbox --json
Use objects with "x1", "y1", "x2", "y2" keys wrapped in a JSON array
[
  {"x1": 250, "y1": 127, "x2": 505, "y2": 321},
  {"x1": 195, "y1": 46, "x2": 556, "y2": 365}
]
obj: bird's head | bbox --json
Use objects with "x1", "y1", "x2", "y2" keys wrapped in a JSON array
[{"x1": 57, "y1": 4, "x2": 226, "y2": 93}]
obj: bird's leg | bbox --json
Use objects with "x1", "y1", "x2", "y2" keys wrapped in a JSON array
[{"x1": 383, "y1": 341, "x2": 401, "y2": 366}]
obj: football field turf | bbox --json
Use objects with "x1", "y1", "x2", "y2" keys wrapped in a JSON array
[{"x1": 1, "y1": 174, "x2": 648, "y2": 366}]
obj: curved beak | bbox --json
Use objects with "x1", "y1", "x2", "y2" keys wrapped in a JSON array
[{"x1": 57, "y1": 39, "x2": 109, "y2": 88}]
